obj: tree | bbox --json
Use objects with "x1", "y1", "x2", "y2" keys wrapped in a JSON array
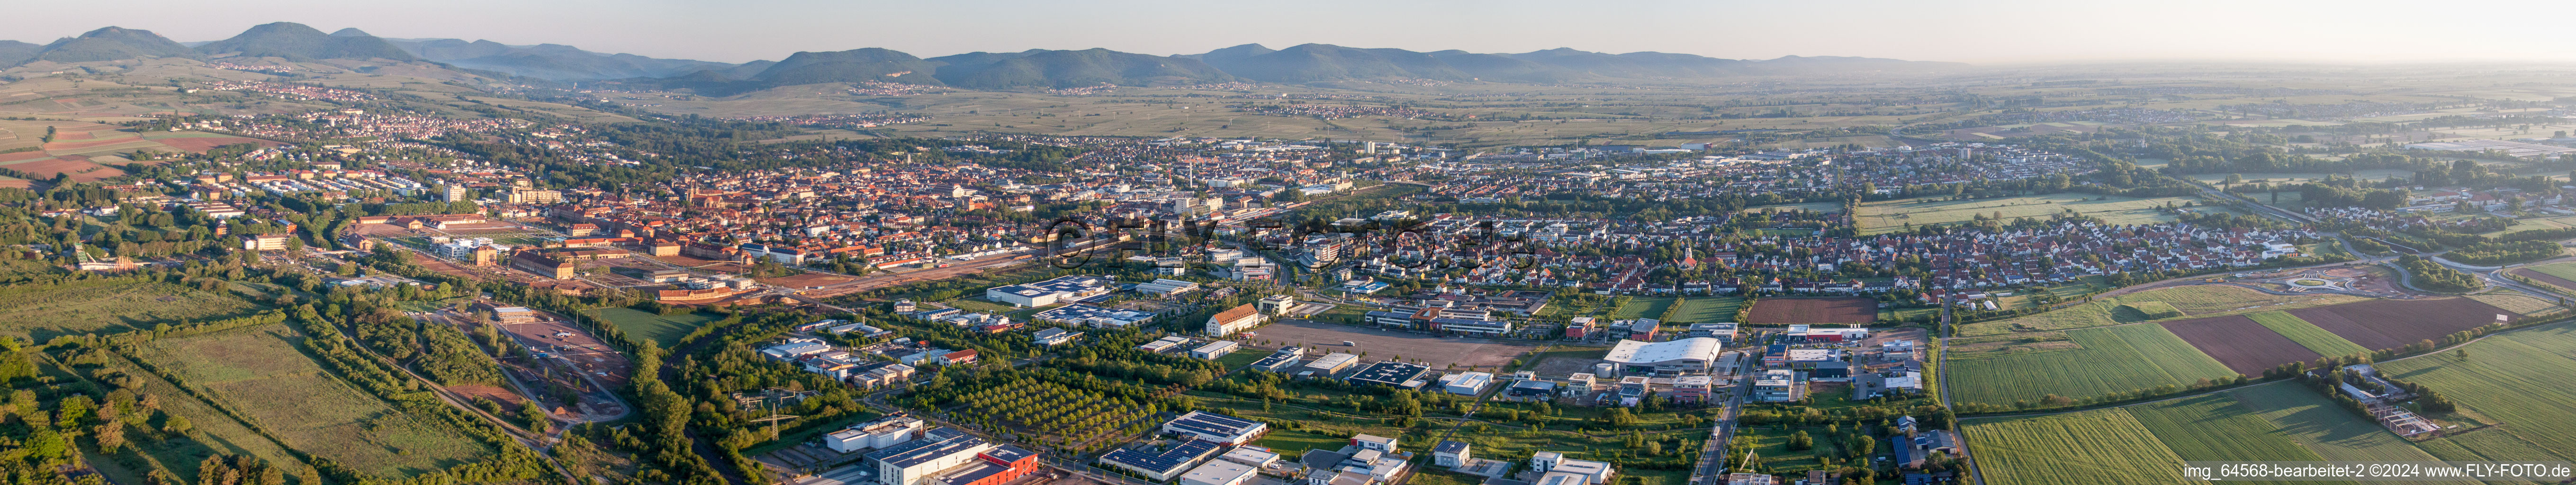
[
  {"x1": 163, "y1": 414, "x2": 194, "y2": 434},
  {"x1": 521, "y1": 400, "x2": 552, "y2": 431}
]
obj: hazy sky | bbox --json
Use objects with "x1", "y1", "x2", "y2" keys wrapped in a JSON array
[{"x1": 7, "y1": 0, "x2": 2572, "y2": 64}]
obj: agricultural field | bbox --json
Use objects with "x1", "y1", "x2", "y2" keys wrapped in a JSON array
[
  {"x1": 2285, "y1": 297, "x2": 2509, "y2": 350},
  {"x1": 2156, "y1": 314, "x2": 2323, "y2": 375},
  {"x1": 1961, "y1": 409, "x2": 2186, "y2": 485},
  {"x1": 0, "y1": 279, "x2": 266, "y2": 341},
  {"x1": 1968, "y1": 382, "x2": 2450, "y2": 485},
  {"x1": 1960, "y1": 285, "x2": 2362, "y2": 337},
  {"x1": 2225, "y1": 383, "x2": 2439, "y2": 463},
  {"x1": 2375, "y1": 321, "x2": 2576, "y2": 460},
  {"x1": 2245, "y1": 311, "x2": 2370, "y2": 358},
  {"x1": 1854, "y1": 193, "x2": 2225, "y2": 235},
  {"x1": 589, "y1": 307, "x2": 727, "y2": 347},
  {"x1": 131, "y1": 325, "x2": 493, "y2": 479},
  {"x1": 2512, "y1": 262, "x2": 2576, "y2": 293},
  {"x1": 1946, "y1": 324, "x2": 2237, "y2": 405},
  {"x1": 1743, "y1": 297, "x2": 1876, "y2": 324},
  {"x1": 2468, "y1": 292, "x2": 2560, "y2": 316}
]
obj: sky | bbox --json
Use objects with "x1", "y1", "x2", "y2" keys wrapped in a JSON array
[{"x1": 6, "y1": 0, "x2": 2573, "y2": 65}]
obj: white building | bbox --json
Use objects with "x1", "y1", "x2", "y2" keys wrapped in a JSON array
[
  {"x1": 1162, "y1": 411, "x2": 1269, "y2": 445},
  {"x1": 984, "y1": 275, "x2": 1115, "y2": 307},
  {"x1": 1191, "y1": 341, "x2": 1240, "y2": 359},
  {"x1": 1179, "y1": 458, "x2": 1259, "y2": 485},
  {"x1": 1601, "y1": 338, "x2": 1724, "y2": 375},
  {"x1": 1439, "y1": 372, "x2": 1494, "y2": 396},
  {"x1": 826, "y1": 415, "x2": 926, "y2": 453},
  {"x1": 867, "y1": 429, "x2": 994, "y2": 485}
]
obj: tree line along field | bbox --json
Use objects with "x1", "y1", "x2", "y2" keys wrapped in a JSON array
[
  {"x1": 129, "y1": 324, "x2": 496, "y2": 479},
  {"x1": 1959, "y1": 285, "x2": 2365, "y2": 337},
  {"x1": 1607, "y1": 296, "x2": 1744, "y2": 323},
  {"x1": 1967, "y1": 382, "x2": 2446, "y2": 485},
  {"x1": 1852, "y1": 193, "x2": 2232, "y2": 235}
]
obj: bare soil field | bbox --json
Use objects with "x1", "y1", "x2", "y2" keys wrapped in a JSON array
[
  {"x1": 1242, "y1": 318, "x2": 1541, "y2": 370},
  {"x1": 2158, "y1": 314, "x2": 2323, "y2": 375},
  {"x1": 2287, "y1": 298, "x2": 2509, "y2": 350},
  {"x1": 1747, "y1": 297, "x2": 1877, "y2": 324},
  {"x1": 156, "y1": 135, "x2": 277, "y2": 152},
  {"x1": 2511, "y1": 268, "x2": 2576, "y2": 293}
]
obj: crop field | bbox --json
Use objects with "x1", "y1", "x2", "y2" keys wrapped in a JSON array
[
  {"x1": 1854, "y1": 193, "x2": 2225, "y2": 235},
  {"x1": 2286, "y1": 297, "x2": 2509, "y2": 350},
  {"x1": 1961, "y1": 409, "x2": 2186, "y2": 485},
  {"x1": 589, "y1": 307, "x2": 727, "y2": 347},
  {"x1": 2125, "y1": 394, "x2": 2324, "y2": 464},
  {"x1": 2245, "y1": 311, "x2": 2370, "y2": 358},
  {"x1": 2413, "y1": 431, "x2": 2568, "y2": 485},
  {"x1": 2226, "y1": 383, "x2": 2438, "y2": 463},
  {"x1": 132, "y1": 326, "x2": 492, "y2": 479},
  {"x1": 2156, "y1": 314, "x2": 2323, "y2": 375},
  {"x1": 1960, "y1": 285, "x2": 2361, "y2": 337},
  {"x1": 0, "y1": 280, "x2": 265, "y2": 341},
  {"x1": 2513, "y1": 262, "x2": 2576, "y2": 293},
  {"x1": 1947, "y1": 324, "x2": 2237, "y2": 405},
  {"x1": 2376, "y1": 321, "x2": 2576, "y2": 459},
  {"x1": 2467, "y1": 292, "x2": 2559, "y2": 316},
  {"x1": 1744, "y1": 297, "x2": 1876, "y2": 324}
]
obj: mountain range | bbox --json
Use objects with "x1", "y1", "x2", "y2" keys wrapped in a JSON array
[{"x1": 1, "y1": 23, "x2": 1967, "y2": 93}]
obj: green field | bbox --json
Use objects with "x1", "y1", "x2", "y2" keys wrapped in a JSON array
[
  {"x1": 2117, "y1": 301, "x2": 2182, "y2": 319},
  {"x1": 2468, "y1": 293, "x2": 2560, "y2": 316},
  {"x1": 1947, "y1": 324, "x2": 2237, "y2": 406},
  {"x1": 1961, "y1": 285, "x2": 2365, "y2": 337},
  {"x1": 1962, "y1": 409, "x2": 2186, "y2": 485},
  {"x1": 85, "y1": 350, "x2": 318, "y2": 485},
  {"x1": 2523, "y1": 261, "x2": 2576, "y2": 284},
  {"x1": 1609, "y1": 296, "x2": 1678, "y2": 319},
  {"x1": 1967, "y1": 382, "x2": 2453, "y2": 485},
  {"x1": 1667, "y1": 296, "x2": 1743, "y2": 323},
  {"x1": 0, "y1": 279, "x2": 265, "y2": 341},
  {"x1": 132, "y1": 325, "x2": 492, "y2": 479},
  {"x1": 1855, "y1": 193, "x2": 2228, "y2": 235},
  {"x1": 2376, "y1": 321, "x2": 2576, "y2": 460},
  {"x1": 2245, "y1": 311, "x2": 2369, "y2": 358},
  {"x1": 2226, "y1": 383, "x2": 2438, "y2": 463},
  {"x1": 590, "y1": 307, "x2": 727, "y2": 347},
  {"x1": 2124, "y1": 393, "x2": 2324, "y2": 466}
]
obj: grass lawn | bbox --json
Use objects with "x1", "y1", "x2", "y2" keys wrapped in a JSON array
[
  {"x1": 944, "y1": 298, "x2": 1018, "y2": 314},
  {"x1": 1946, "y1": 324, "x2": 2236, "y2": 406},
  {"x1": 0, "y1": 279, "x2": 266, "y2": 341},
  {"x1": 2245, "y1": 311, "x2": 2369, "y2": 358},
  {"x1": 1962, "y1": 409, "x2": 2187, "y2": 485},
  {"x1": 589, "y1": 307, "x2": 727, "y2": 347},
  {"x1": 1254, "y1": 428, "x2": 1361, "y2": 455},
  {"x1": 132, "y1": 325, "x2": 492, "y2": 479},
  {"x1": 1855, "y1": 193, "x2": 2229, "y2": 235},
  {"x1": 1610, "y1": 296, "x2": 1678, "y2": 319},
  {"x1": 1667, "y1": 297, "x2": 1744, "y2": 323}
]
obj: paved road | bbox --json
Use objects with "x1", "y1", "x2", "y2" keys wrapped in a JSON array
[{"x1": 1688, "y1": 351, "x2": 1752, "y2": 485}]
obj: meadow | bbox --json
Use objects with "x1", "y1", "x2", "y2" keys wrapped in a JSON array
[
  {"x1": 132, "y1": 325, "x2": 493, "y2": 479},
  {"x1": 1965, "y1": 382, "x2": 2446, "y2": 485},
  {"x1": 1609, "y1": 296, "x2": 1679, "y2": 319},
  {"x1": 1854, "y1": 193, "x2": 2226, "y2": 235},
  {"x1": 1946, "y1": 324, "x2": 2236, "y2": 406},
  {"x1": 0, "y1": 279, "x2": 266, "y2": 341},
  {"x1": 84, "y1": 349, "x2": 319, "y2": 485},
  {"x1": 589, "y1": 307, "x2": 728, "y2": 347}
]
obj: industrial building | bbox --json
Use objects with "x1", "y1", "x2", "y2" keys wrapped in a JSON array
[
  {"x1": 1601, "y1": 338, "x2": 1724, "y2": 375},
  {"x1": 1347, "y1": 362, "x2": 1431, "y2": 389},
  {"x1": 826, "y1": 414, "x2": 926, "y2": 453},
  {"x1": 985, "y1": 275, "x2": 1116, "y2": 307},
  {"x1": 1098, "y1": 439, "x2": 1224, "y2": 481},
  {"x1": 1191, "y1": 341, "x2": 1240, "y2": 359},
  {"x1": 1162, "y1": 411, "x2": 1269, "y2": 445},
  {"x1": 1297, "y1": 352, "x2": 1360, "y2": 378}
]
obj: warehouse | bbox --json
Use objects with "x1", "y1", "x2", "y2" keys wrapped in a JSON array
[
  {"x1": 1601, "y1": 337, "x2": 1724, "y2": 375},
  {"x1": 1298, "y1": 352, "x2": 1360, "y2": 377},
  {"x1": 1162, "y1": 411, "x2": 1269, "y2": 445},
  {"x1": 985, "y1": 275, "x2": 1115, "y2": 307},
  {"x1": 1178, "y1": 458, "x2": 1259, "y2": 485},
  {"x1": 1347, "y1": 362, "x2": 1431, "y2": 389},
  {"x1": 1099, "y1": 439, "x2": 1224, "y2": 481}
]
